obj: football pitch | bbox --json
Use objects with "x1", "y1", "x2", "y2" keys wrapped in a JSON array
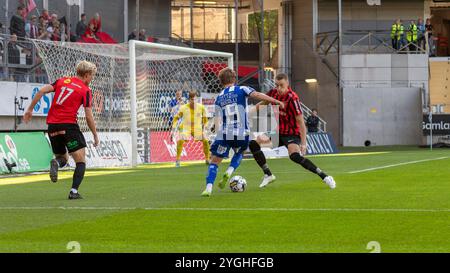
[{"x1": 0, "y1": 146, "x2": 449, "y2": 253}]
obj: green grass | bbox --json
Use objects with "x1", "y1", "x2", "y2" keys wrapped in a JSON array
[{"x1": 0, "y1": 147, "x2": 449, "y2": 253}]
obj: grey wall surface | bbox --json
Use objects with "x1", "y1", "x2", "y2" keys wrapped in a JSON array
[
  {"x1": 343, "y1": 87, "x2": 423, "y2": 146},
  {"x1": 128, "y1": 0, "x2": 171, "y2": 38},
  {"x1": 0, "y1": 116, "x2": 46, "y2": 132},
  {"x1": 341, "y1": 54, "x2": 429, "y2": 87}
]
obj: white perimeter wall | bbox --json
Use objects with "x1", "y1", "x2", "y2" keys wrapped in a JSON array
[
  {"x1": 341, "y1": 54, "x2": 428, "y2": 91},
  {"x1": 343, "y1": 87, "x2": 423, "y2": 146}
]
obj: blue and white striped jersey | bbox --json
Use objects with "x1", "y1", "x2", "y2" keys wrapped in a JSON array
[{"x1": 214, "y1": 85, "x2": 255, "y2": 139}]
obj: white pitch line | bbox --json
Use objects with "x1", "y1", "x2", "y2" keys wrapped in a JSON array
[
  {"x1": 348, "y1": 156, "x2": 449, "y2": 174},
  {"x1": 0, "y1": 207, "x2": 449, "y2": 213}
]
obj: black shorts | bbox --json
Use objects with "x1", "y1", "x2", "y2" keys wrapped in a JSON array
[
  {"x1": 278, "y1": 135, "x2": 301, "y2": 148},
  {"x1": 48, "y1": 124, "x2": 86, "y2": 154}
]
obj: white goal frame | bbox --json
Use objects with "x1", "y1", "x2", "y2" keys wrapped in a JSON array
[{"x1": 128, "y1": 40, "x2": 234, "y2": 167}]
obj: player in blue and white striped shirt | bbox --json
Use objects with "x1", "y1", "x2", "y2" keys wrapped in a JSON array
[{"x1": 202, "y1": 68, "x2": 284, "y2": 197}]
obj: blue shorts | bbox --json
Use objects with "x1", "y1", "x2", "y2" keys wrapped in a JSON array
[{"x1": 210, "y1": 136, "x2": 250, "y2": 158}]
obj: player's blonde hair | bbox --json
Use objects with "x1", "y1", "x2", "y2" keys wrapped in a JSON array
[
  {"x1": 218, "y1": 68, "x2": 236, "y2": 86},
  {"x1": 76, "y1": 61, "x2": 97, "y2": 77}
]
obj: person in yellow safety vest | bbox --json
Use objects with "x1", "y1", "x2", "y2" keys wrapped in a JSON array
[
  {"x1": 407, "y1": 20, "x2": 418, "y2": 52},
  {"x1": 391, "y1": 19, "x2": 404, "y2": 50}
]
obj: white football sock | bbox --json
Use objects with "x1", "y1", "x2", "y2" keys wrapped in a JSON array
[
  {"x1": 71, "y1": 188, "x2": 78, "y2": 194},
  {"x1": 226, "y1": 167, "x2": 235, "y2": 177},
  {"x1": 206, "y1": 183, "x2": 213, "y2": 192}
]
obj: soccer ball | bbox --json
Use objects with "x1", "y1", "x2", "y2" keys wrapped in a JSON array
[{"x1": 229, "y1": 176, "x2": 247, "y2": 192}]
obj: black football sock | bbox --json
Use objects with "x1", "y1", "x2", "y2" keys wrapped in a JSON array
[
  {"x1": 249, "y1": 140, "x2": 272, "y2": 176},
  {"x1": 56, "y1": 157, "x2": 67, "y2": 168},
  {"x1": 289, "y1": 152, "x2": 327, "y2": 180},
  {"x1": 72, "y1": 162, "x2": 86, "y2": 191}
]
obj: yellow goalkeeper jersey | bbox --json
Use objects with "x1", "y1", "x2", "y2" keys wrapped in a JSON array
[{"x1": 172, "y1": 103, "x2": 208, "y2": 138}]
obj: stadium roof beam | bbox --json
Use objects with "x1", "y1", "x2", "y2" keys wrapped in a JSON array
[
  {"x1": 172, "y1": 0, "x2": 251, "y2": 9},
  {"x1": 171, "y1": 4, "x2": 251, "y2": 9}
]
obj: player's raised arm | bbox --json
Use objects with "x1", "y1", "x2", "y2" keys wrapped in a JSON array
[
  {"x1": 250, "y1": 91, "x2": 285, "y2": 109},
  {"x1": 23, "y1": 84, "x2": 55, "y2": 123}
]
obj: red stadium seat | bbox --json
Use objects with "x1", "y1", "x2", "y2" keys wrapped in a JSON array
[
  {"x1": 78, "y1": 33, "x2": 117, "y2": 44},
  {"x1": 96, "y1": 32, "x2": 117, "y2": 44}
]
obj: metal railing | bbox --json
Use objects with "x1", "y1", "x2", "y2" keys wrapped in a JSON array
[
  {"x1": 0, "y1": 34, "x2": 47, "y2": 83},
  {"x1": 316, "y1": 30, "x2": 428, "y2": 56}
]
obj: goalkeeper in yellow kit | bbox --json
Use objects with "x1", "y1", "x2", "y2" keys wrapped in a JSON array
[{"x1": 171, "y1": 90, "x2": 210, "y2": 167}]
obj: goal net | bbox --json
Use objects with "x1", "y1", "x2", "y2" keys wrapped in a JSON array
[{"x1": 33, "y1": 40, "x2": 233, "y2": 167}]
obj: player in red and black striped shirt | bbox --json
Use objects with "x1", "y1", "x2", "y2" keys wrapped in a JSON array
[
  {"x1": 250, "y1": 73, "x2": 336, "y2": 189},
  {"x1": 24, "y1": 61, "x2": 99, "y2": 200}
]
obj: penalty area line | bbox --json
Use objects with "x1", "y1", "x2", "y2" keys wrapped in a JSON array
[
  {"x1": 347, "y1": 156, "x2": 449, "y2": 174},
  {"x1": 0, "y1": 207, "x2": 448, "y2": 213}
]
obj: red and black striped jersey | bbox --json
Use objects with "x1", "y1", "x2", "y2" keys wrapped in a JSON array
[
  {"x1": 267, "y1": 87, "x2": 303, "y2": 136},
  {"x1": 47, "y1": 77, "x2": 92, "y2": 124}
]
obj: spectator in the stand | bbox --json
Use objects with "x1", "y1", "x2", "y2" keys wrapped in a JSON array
[
  {"x1": 407, "y1": 20, "x2": 418, "y2": 52},
  {"x1": 8, "y1": 34, "x2": 20, "y2": 64},
  {"x1": 8, "y1": 34, "x2": 26, "y2": 82},
  {"x1": 89, "y1": 13, "x2": 102, "y2": 33},
  {"x1": 139, "y1": 29, "x2": 146, "y2": 41},
  {"x1": 37, "y1": 28, "x2": 50, "y2": 40},
  {"x1": 84, "y1": 13, "x2": 101, "y2": 40},
  {"x1": 41, "y1": 9, "x2": 51, "y2": 25},
  {"x1": 76, "y1": 13, "x2": 87, "y2": 40},
  {"x1": 85, "y1": 21, "x2": 98, "y2": 41},
  {"x1": 10, "y1": 6, "x2": 26, "y2": 38},
  {"x1": 38, "y1": 15, "x2": 46, "y2": 32},
  {"x1": 306, "y1": 109, "x2": 320, "y2": 133},
  {"x1": 426, "y1": 18, "x2": 435, "y2": 56},
  {"x1": 417, "y1": 18, "x2": 426, "y2": 50},
  {"x1": 81, "y1": 13, "x2": 116, "y2": 44},
  {"x1": 48, "y1": 14, "x2": 59, "y2": 28},
  {"x1": 398, "y1": 20, "x2": 407, "y2": 51},
  {"x1": 51, "y1": 23, "x2": 61, "y2": 41},
  {"x1": 25, "y1": 15, "x2": 39, "y2": 39},
  {"x1": 128, "y1": 29, "x2": 137, "y2": 41}
]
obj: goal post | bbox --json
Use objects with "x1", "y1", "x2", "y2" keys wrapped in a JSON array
[
  {"x1": 129, "y1": 40, "x2": 138, "y2": 167},
  {"x1": 128, "y1": 40, "x2": 233, "y2": 166},
  {"x1": 33, "y1": 38, "x2": 233, "y2": 168}
]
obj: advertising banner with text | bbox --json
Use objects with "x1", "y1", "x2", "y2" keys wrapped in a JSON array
[
  {"x1": 262, "y1": 133, "x2": 339, "y2": 158},
  {"x1": 423, "y1": 114, "x2": 450, "y2": 136},
  {"x1": 0, "y1": 82, "x2": 52, "y2": 117}
]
